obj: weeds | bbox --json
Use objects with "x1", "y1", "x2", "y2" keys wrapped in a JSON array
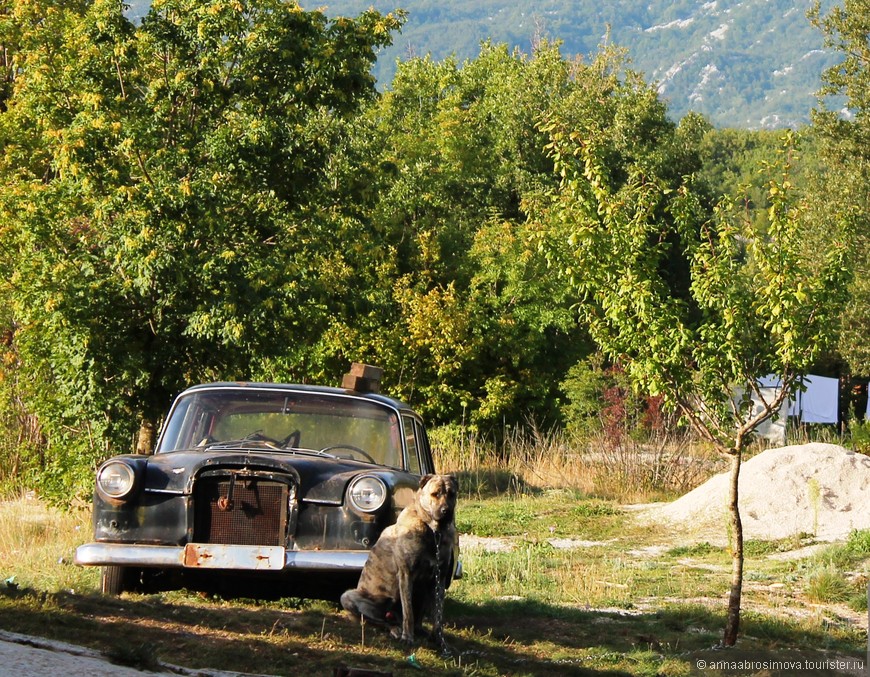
[
  {"x1": 432, "y1": 422, "x2": 722, "y2": 503},
  {"x1": 0, "y1": 493, "x2": 93, "y2": 593},
  {"x1": 842, "y1": 420, "x2": 870, "y2": 456},
  {"x1": 667, "y1": 542, "x2": 721, "y2": 557},
  {"x1": 806, "y1": 530, "x2": 870, "y2": 572},
  {"x1": 104, "y1": 642, "x2": 163, "y2": 671},
  {"x1": 744, "y1": 534, "x2": 814, "y2": 556},
  {"x1": 843, "y1": 528, "x2": 870, "y2": 555},
  {"x1": 807, "y1": 477, "x2": 822, "y2": 536},
  {"x1": 797, "y1": 529, "x2": 870, "y2": 612},
  {"x1": 805, "y1": 564, "x2": 852, "y2": 603}
]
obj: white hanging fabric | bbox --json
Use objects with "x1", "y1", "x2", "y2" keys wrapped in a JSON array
[{"x1": 795, "y1": 375, "x2": 839, "y2": 424}]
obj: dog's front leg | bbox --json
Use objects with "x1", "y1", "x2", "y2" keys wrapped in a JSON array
[{"x1": 397, "y1": 566, "x2": 415, "y2": 644}]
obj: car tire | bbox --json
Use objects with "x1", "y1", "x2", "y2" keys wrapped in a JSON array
[{"x1": 100, "y1": 565, "x2": 130, "y2": 595}]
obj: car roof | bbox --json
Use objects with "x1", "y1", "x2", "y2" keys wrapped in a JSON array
[{"x1": 178, "y1": 381, "x2": 419, "y2": 416}]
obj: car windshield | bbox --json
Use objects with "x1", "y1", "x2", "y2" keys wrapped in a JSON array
[{"x1": 156, "y1": 388, "x2": 404, "y2": 468}]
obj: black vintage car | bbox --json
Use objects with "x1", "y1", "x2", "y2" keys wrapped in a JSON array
[{"x1": 75, "y1": 372, "x2": 460, "y2": 596}]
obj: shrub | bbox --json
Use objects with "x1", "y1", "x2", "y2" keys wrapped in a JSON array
[
  {"x1": 847, "y1": 420, "x2": 870, "y2": 455},
  {"x1": 560, "y1": 354, "x2": 676, "y2": 444},
  {"x1": 804, "y1": 564, "x2": 850, "y2": 603}
]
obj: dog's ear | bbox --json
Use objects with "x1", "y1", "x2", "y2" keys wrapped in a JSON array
[{"x1": 418, "y1": 474, "x2": 434, "y2": 490}]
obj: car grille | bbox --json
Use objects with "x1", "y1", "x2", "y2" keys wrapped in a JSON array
[{"x1": 193, "y1": 476, "x2": 289, "y2": 547}]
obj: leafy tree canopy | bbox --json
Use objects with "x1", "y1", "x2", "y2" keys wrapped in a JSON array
[
  {"x1": 0, "y1": 0, "x2": 402, "y2": 493},
  {"x1": 327, "y1": 41, "x2": 589, "y2": 428},
  {"x1": 810, "y1": 0, "x2": 870, "y2": 376}
]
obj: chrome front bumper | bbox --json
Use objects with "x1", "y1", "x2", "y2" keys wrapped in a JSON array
[
  {"x1": 75, "y1": 542, "x2": 370, "y2": 572},
  {"x1": 77, "y1": 542, "x2": 463, "y2": 579}
]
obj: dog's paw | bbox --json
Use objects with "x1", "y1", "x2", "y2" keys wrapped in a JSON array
[{"x1": 388, "y1": 624, "x2": 416, "y2": 645}]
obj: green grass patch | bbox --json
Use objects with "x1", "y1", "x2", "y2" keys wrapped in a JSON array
[
  {"x1": 804, "y1": 564, "x2": 852, "y2": 603},
  {"x1": 455, "y1": 490, "x2": 623, "y2": 540},
  {"x1": 667, "y1": 542, "x2": 721, "y2": 557},
  {"x1": 842, "y1": 528, "x2": 870, "y2": 556},
  {"x1": 744, "y1": 534, "x2": 815, "y2": 557}
]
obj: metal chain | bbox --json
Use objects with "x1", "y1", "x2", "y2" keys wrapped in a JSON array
[{"x1": 432, "y1": 531, "x2": 450, "y2": 656}]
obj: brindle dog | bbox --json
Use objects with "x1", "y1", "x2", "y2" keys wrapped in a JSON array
[{"x1": 341, "y1": 474, "x2": 458, "y2": 645}]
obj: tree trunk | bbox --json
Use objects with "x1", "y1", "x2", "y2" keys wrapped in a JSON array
[
  {"x1": 723, "y1": 449, "x2": 744, "y2": 646},
  {"x1": 136, "y1": 418, "x2": 156, "y2": 455}
]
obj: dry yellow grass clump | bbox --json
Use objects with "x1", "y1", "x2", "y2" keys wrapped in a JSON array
[{"x1": 0, "y1": 493, "x2": 95, "y2": 593}]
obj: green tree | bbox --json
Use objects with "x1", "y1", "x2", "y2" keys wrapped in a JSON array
[
  {"x1": 540, "y1": 55, "x2": 851, "y2": 649},
  {"x1": 345, "y1": 42, "x2": 590, "y2": 430},
  {"x1": 0, "y1": 0, "x2": 402, "y2": 497},
  {"x1": 810, "y1": 0, "x2": 870, "y2": 376}
]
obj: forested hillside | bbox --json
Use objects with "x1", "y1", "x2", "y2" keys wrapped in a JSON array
[
  {"x1": 124, "y1": 0, "x2": 840, "y2": 129},
  {"x1": 312, "y1": 0, "x2": 839, "y2": 129}
]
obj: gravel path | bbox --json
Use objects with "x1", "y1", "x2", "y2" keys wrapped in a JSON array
[{"x1": 0, "y1": 629, "x2": 268, "y2": 677}]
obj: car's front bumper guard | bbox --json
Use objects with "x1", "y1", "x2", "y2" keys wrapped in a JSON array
[{"x1": 75, "y1": 542, "x2": 370, "y2": 572}]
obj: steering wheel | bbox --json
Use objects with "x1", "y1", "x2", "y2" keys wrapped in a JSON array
[{"x1": 319, "y1": 444, "x2": 376, "y2": 463}]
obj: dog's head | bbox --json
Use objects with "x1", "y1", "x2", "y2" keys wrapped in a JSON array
[{"x1": 416, "y1": 474, "x2": 457, "y2": 526}]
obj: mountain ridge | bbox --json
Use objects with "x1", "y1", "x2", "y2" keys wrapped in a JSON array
[
  {"x1": 316, "y1": 0, "x2": 841, "y2": 129},
  {"x1": 125, "y1": 0, "x2": 842, "y2": 129}
]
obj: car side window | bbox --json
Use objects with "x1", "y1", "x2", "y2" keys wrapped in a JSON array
[
  {"x1": 415, "y1": 420, "x2": 435, "y2": 475},
  {"x1": 402, "y1": 415, "x2": 422, "y2": 474}
]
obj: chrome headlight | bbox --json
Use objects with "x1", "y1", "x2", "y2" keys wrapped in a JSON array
[
  {"x1": 97, "y1": 461, "x2": 136, "y2": 499},
  {"x1": 347, "y1": 475, "x2": 387, "y2": 514}
]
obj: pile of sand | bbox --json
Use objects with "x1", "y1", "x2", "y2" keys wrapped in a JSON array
[{"x1": 646, "y1": 443, "x2": 870, "y2": 543}]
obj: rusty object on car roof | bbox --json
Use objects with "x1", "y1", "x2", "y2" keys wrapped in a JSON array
[{"x1": 341, "y1": 363, "x2": 383, "y2": 394}]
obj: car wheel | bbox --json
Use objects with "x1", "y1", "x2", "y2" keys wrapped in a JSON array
[{"x1": 100, "y1": 565, "x2": 131, "y2": 595}]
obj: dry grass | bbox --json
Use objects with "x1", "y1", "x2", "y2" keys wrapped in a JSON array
[
  {"x1": 0, "y1": 492, "x2": 95, "y2": 593},
  {"x1": 431, "y1": 424, "x2": 724, "y2": 503}
]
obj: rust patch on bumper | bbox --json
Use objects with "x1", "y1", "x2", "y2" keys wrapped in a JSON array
[{"x1": 182, "y1": 543, "x2": 285, "y2": 570}]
